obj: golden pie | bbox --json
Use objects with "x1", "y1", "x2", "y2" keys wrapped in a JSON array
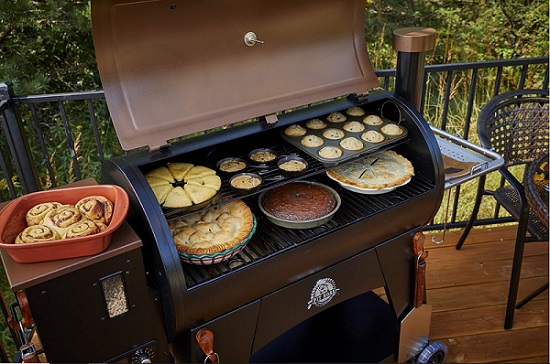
[
  {"x1": 145, "y1": 163, "x2": 220, "y2": 208},
  {"x1": 169, "y1": 200, "x2": 254, "y2": 256},
  {"x1": 327, "y1": 150, "x2": 414, "y2": 189}
]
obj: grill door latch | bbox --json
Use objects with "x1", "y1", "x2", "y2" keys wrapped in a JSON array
[{"x1": 196, "y1": 328, "x2": 220, "y2": 363}]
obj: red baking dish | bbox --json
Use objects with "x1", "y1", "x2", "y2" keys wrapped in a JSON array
[{"x1": 0, "y1": 185, "x2": 129, "y2": 263}]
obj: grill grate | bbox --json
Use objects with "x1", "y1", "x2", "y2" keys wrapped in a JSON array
[{"x1": 182, "y1": 175, "x2": 434, "y2": 288}]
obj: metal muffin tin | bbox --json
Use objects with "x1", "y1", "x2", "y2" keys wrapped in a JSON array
[{"x1": 281, "y1": 108, "x2": 408, "y2": 164}]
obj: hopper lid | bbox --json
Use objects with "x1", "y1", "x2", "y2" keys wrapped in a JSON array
[{"x1": 92, "y1": 0, "x2": 379, "y2": 151}]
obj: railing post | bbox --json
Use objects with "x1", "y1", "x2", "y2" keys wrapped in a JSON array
[
  {"x1": 392, "y1": 27, "x2": 436, "y2": 110},
  {"x1": 0, "y1": 82, "x2": 40, "y2": 194}
]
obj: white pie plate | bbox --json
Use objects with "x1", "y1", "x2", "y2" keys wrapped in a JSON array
[{"x1": 326, "y1": 172, "x2": 412, "y2": 195}]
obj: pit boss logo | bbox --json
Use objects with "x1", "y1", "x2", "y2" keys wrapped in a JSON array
[{"x1": 307, "y1": 278, "x2": 340, "y2": 309}]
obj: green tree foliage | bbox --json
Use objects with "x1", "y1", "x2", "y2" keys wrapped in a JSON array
[
  {"x1": 365, "y1": 0, "x2": 549, "y2": 69},
  {"x1": 0, "y1": 0, "x2": 100, "y2": 94},
  {"x1": 1, "y1": 1, "x2": 548, "y2": 94}
]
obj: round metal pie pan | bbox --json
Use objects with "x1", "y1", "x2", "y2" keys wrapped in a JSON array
[{"x1": 258, "y1": 181, "x2": 341, "y2": 229}]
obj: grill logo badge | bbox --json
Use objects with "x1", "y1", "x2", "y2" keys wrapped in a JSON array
[{"x1": 307, "y1": 278, "x2": 340, "y2": 309}]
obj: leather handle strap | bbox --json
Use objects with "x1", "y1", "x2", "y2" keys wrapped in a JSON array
[
  {"x1": 196, "y1": 328, "x2": 219, "y2": 363},
  {"x1": 414, "y1": 251, "x2": 429, "y2": 308},
  {"x1": 413, "y1": 232, "x2": 428, "y2": 308}
]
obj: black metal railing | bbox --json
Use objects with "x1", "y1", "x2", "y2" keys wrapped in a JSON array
[{"x1": 0, "y1": 56, "x2": 548, "y2": 361}]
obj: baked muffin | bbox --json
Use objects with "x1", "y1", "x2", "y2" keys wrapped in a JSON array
[
  {"x1": 306, "y1": 118, "x2": 327, "y2": 130},
  {"x1": 363, "y1": 115, "x2": 384, "y2": 126},
  {"x1": 284, "y1": 124, "x2": 307, "y2": 137},
  {"x1": 261, "y1": 182, "x2": 337, "y2": 221},
  {"x1": 339, "y1": 137, "x2": 364, "y2": 151},
  {"x1": 322, "y1": 128, "x2": 345, "y2": 140},
  {"x1": 301, "y1": 135, "x2": 324, "y2": 148},
  {"x1": 318, "y1": 146, "x2": 343, "y2": 159},
  {"x1": 346, "y1": 106, "x2": 365, "y2": 116},
  {"x1": 342, "y1": 121, "x2": 365, "y2": 133},
  {"x1": 361, "y1": 130, "x2": 385, "y2": 143},
  {"x1": 326, "y1": 112, "x2": 347, "y2": 123},
  {"x1": 381, "y1": 123, "x2": 404, "y2": 136}
]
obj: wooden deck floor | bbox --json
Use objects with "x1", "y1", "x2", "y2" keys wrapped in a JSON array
[{"x1": 423, "y1": 225, "x2": 549, "y2": 363}]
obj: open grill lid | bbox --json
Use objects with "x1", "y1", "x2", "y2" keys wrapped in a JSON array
[{"x1": 91, "y1": 0, "x2": 380, "y2": 151}]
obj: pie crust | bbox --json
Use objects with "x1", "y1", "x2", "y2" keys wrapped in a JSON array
[
  {"x1": 169, "y1": 200, "x2": 254, "y2": 256},
  {"x1": 326, "y1": 150, "x2": 414, "y2": 189}
]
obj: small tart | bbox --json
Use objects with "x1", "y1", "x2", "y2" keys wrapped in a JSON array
[
  {"x1": 301, "y1": 135, "x2": 324, "y2": 148},
  {"x1": 170, "y1": 200, "x2": 254, "y2": 256},
  {"x1": 361, "y1": 130, "x2": 385, "y2": 143},
  {"x1": 342, "y1": 121, "x2": 365, "y2": 133},
  {"x1": 218, "y1": 159, "x2": 246, "y2": 173},
  {"x1": 326, "y1": 112, "x2": 347, "y2": 123},
  {"x1": 363, "y1": 115, "x2": 384, "y2": 125},
  {"x1": 318, "y1": 146, "x2": 343, "y2": 159},
  {"x1": 306, "y1": 118, "x2": 327, "y2": 130},
  {"x1": 322, "y1": 128, "x2": 345, "y2": 140},
  {"x1": 346, "y1": 106, "x2": 365, "y2": 116},
  {"x1": 284, "y1": 124, "x2": 307, "y2": 137},
  {"x1": 326, "y1": 150, "x2": 414, "y2": 190}
]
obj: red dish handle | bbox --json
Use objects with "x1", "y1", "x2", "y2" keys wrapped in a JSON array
[{"x1": 0, "y1": 199, "x2": 23, "y2": 245}]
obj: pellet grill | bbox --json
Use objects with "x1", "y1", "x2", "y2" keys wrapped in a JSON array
[{"x1": 3, "y1": 0, "x2": 463, "y2": 362}]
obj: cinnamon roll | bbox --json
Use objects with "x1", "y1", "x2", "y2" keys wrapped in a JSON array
[
  {"x1": 75, "y1": 196, "x2": 114, "y2": 225},
  {"x1": 25, "y1": 202, "x2": 62, "y2": 226},
  {"x1": 64, "y1": 219, "x2": 101, "y2": 238},
  {"x1": 43, "y1": 205, "x2": 84, "y2": 235},
  {"x1": 15, "y1": 225, "x2": 61, "y2": 244}
]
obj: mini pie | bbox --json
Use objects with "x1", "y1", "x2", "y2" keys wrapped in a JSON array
[
  {"x1": 145, "y1": 163, "x2": 220, "y2": 208},
  {"x1": 327, "y1": 150, "x2": 414, "y2": 189},
  {"x1": 169, "y1": 199, "x2": 254, "y2": 256}
]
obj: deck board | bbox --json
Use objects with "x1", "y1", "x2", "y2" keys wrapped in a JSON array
[{"x1": 424, "y1": 225, "x2": 549, "y2": 363}]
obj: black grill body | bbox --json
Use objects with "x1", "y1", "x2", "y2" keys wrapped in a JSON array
[{"x1": 102, "y1": 91, "x2": 444, "y2": 362}]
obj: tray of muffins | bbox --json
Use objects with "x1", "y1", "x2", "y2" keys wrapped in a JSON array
[{"x1": 281, "y1": 106, "x2": 408, "y2": 165}]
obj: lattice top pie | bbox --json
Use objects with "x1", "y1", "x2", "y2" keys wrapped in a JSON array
[
  {"x1": 169, "y1": 200, "x2": 254, "y2": 256},
  {"x1": 326, "y1": 150, "x2": 414, "y2": 189}
]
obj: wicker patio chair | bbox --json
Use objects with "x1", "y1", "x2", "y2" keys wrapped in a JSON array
[{"x1": 454, "y1": 88, "x2": 549, "y2": 329}]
